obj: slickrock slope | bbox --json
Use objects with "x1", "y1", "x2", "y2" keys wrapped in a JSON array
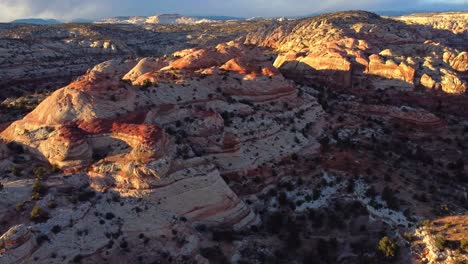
[
  {"x1": 412, "y1": 216, "x2": 468, "y2": 264},
  {"x1": 1, "y1": 11, "x2": 467, "y2": 264},
  {"x1": 245, "y1": 11, "x2": 468, "y2": 94},
  {"x1": 0, "y1": 20, "x2": 266, "y2": 104},
  {"x1": 394, "y1": 12, "x2": 468, "y2": 34},
  {"x1": 0, "y1": 42, "x2": 325, "y2": 263}
]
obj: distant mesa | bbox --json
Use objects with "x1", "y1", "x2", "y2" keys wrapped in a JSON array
[
  {"x1": 96, "y1": 14, "x2": 227, "y2": 25},
  {"x1": 10, "y1": 18, "x2": 62, "y2": 25}
]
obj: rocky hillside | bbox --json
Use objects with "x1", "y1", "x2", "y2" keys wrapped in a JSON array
[
  {"x1": 245, "y1": 11, "x2": 468, "y2": 94},
  {"x1": 0, "y1": 20, "x2": 268, "y2": 123},
  {"x1": 0, "y1": 42, "x2": 327, "y2": 263},
  {"x1": 394, "y1": 12, "x2": 468, "y2": 34},
  {"x1": 0, "y1": 11, "x2": 467, "y2": 264},
  {"x1": 0, "y1": 20, "x2": 266, "y2": 102}
]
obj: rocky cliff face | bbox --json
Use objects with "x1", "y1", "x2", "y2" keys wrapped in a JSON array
[{"x1": 245, "y1": 11, "x2": 468, "y2": 94}]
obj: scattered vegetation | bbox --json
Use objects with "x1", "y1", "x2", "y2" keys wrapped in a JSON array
[
  {"x1": 30, "y1": 207, "x2": 49, "y2": 223},
  {"x1": 434, "y1": 236, "x2": 446, "y2": 251},
  {"x1": 461, "y1": 239, "x2": 468, "y2": 253},
  {"x1": 377, "y1": 236, "x2": 398, "y2": 259}
]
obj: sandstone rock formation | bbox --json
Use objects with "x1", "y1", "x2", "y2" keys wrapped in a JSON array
[
  {"x1": 0, "y1": 20, "x2": 266, "y2": 102},
  {"x1": 245, "y1": 11, "x2": 468, "y2": 94},
  {"x1": 1, "y1": 11, "x2": 467, "y2": 264},
  {"x1": 350, "y1": 103, "x2": 445, "y2": 129},
  {"x1": 0, "y1": 42, "x2": 325, "y2": 262},
  {"x1": 395, "y1": 12, "x2": 468, "y2": 34},
  {"x1": 413, "y1": 216, "x2": 468, "y2": 264}
]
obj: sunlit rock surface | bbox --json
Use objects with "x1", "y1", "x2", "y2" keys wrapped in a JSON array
[
  {"x1": 0, "y1": 42, "x2": 325, "y2": 262},
  {"x1": 245, "y1": 11, "x2": 468, "y2": 94}
]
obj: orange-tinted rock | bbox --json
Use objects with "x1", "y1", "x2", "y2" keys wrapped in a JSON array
[
  {"x1": 171, "y1": 49, "x2": 224, "y2": 70},
  {"x1": 360, "y1": 104, "x2": 445, "y2": 128},
  {"x1": 368, "y1": 54, "x2": 415, "y2": 84},
  {"x1": 0, "y1": 42, "x2": 326, "y2": 237},
  {"x1": 420, "y1": 74, "x2": 436, "y2": 89},
  {"x1": 245, "y1": 11, "x2": 467, "y2": 93}
]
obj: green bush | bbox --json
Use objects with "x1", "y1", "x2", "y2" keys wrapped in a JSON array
[
  {"x1": 377, "y1": 236, "x2": 398, "y2": 258},
  {"x1": 403, "y1": 232, "x2": 414, "y2": 242},
  {"x1": 200, "y1": 246, "x2": 228, "y2": 263},
  {"x1": 11, "y1": 166, "x2": 21, "y2": 176},
  {"x1": 32, "y1": 180, "x2": 45, "y2": 194},
  {"x1": 33, "y1": 167, "x2": 45, "y2": 178},
  {"x1": 16, "y1": 202, "x2": 25, "y2": 212},
  {"x1": 30, "y1": 207, "x2": 49, "y2": 223},
  {"x1": 423, "y1": 219, "x2": 432, "y2": 228},
  {"x1": 48, "y1": 200, "x2": 58, "y2": 209},
  {"x1": 460, "y1": 239, "x2": 468, "y2": 253},
  {"x1": 32, "y1": 192, "x2": 41, "y2": 200},
  {"x1": 434, "y1": 236, "x2": 446, "y2": 251}
]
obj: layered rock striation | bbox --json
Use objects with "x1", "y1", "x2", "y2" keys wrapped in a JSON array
[
  {"x1": 245, "y1": 11, "x2": 468, "y2": 94},
  {"x1": 0, "y1": 42, "x2": 325, "y2": 262}
]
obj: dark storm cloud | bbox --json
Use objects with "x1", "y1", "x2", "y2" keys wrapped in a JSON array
[{"x1": 0, "y1": 0, "x2": 466, "y2": 22}]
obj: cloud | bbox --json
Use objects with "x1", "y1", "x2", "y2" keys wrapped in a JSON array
[
  {"x1": 0, "y1": 0, "x2": 102, "y2": 21},
  {"x1": 0, "y1": 0, "x2": 466, "y2": 22}
]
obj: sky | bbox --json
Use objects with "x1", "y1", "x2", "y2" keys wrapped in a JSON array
[{"x1": 0, "y1": 0, "x2": 466, "y2": 22}]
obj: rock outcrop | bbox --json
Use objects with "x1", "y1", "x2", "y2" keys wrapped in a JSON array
[
  {"x1": 245, "y1": 11, "x2": 468, "y2": 94},
  {"x1": 0, "y1": 42, "x2": 325, "y2": 262},
  {"x1": 395, "y1": 12, "x2": 468, "y2": 34},
  {"x1": 0, "y1": 20, "x2": 265, "y2": 102},
  {"x1": 350, "y1": 103, "x2": 445, "y2": 129}
]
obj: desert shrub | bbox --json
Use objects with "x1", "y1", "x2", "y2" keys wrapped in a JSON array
[
  {"x1": 212, "y1": 229, "x2": 235, "y2": 242},
  {"x1": 30, "y1": 207, "x2": 49, "y2": 223},
  {"x1": 434, "y1": 236, "x2": 446, "y2": 251},
  {"x1": 51, "y1": 164, "x2": 61, "y2": 173},
  {"x1": 36, "y1": 234, "x2": 49, "y2": 245},
  {"x1": 461, "y1": 239, "x2": 468, "y2": 253},
  {"x1": 72, "y1": 255, "x2": 82, "y2": 263},
  {"x1": 200, "y1": 246, "x2": 228, "y2": 263},
  {"x1": 51, "y1": 225, "x2": 61, "y2": 234},
  {"x1": 403, "y1": 232, "x2": 414, "y2": 242},
  {"x1": 33, "y1": 167, "x2": 45, "y2": 178},
  {"x1": 382, "y1": 187, "x2": 399, "y2": 210},
  {"x1": 265, "y1": 212, "x2": 284, "y2": 232},
  {"x1": 377, "y1": 236, "x2": 398, "y2": 258},
  {"x1": 77, "y1": 190, "x2": 95, "y2": 201},
  {"x1": 16, "y1": 202, "x2": 25, "y2": 212},
  {"x1": 423, "y1": 219, "x2": 432, "y2": 228},
  {"x1": 32, "y1": 192, "x2": 41, "y2": 200},
  {"x1": 31, "y1": 179, "x2": 46, "y2": 200},
  {"x1": 32, "y1": 179, "x2": 46, "y2": 194},
  {"x1": 11, "y1": 166, "x2": 21, "y2": 176},
  {"x1": 48, "y1": 200, "x2": 58, "y2": 209},
  {"x1": 105, "y1": 212, "x2": 115, "y2": 220}
]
